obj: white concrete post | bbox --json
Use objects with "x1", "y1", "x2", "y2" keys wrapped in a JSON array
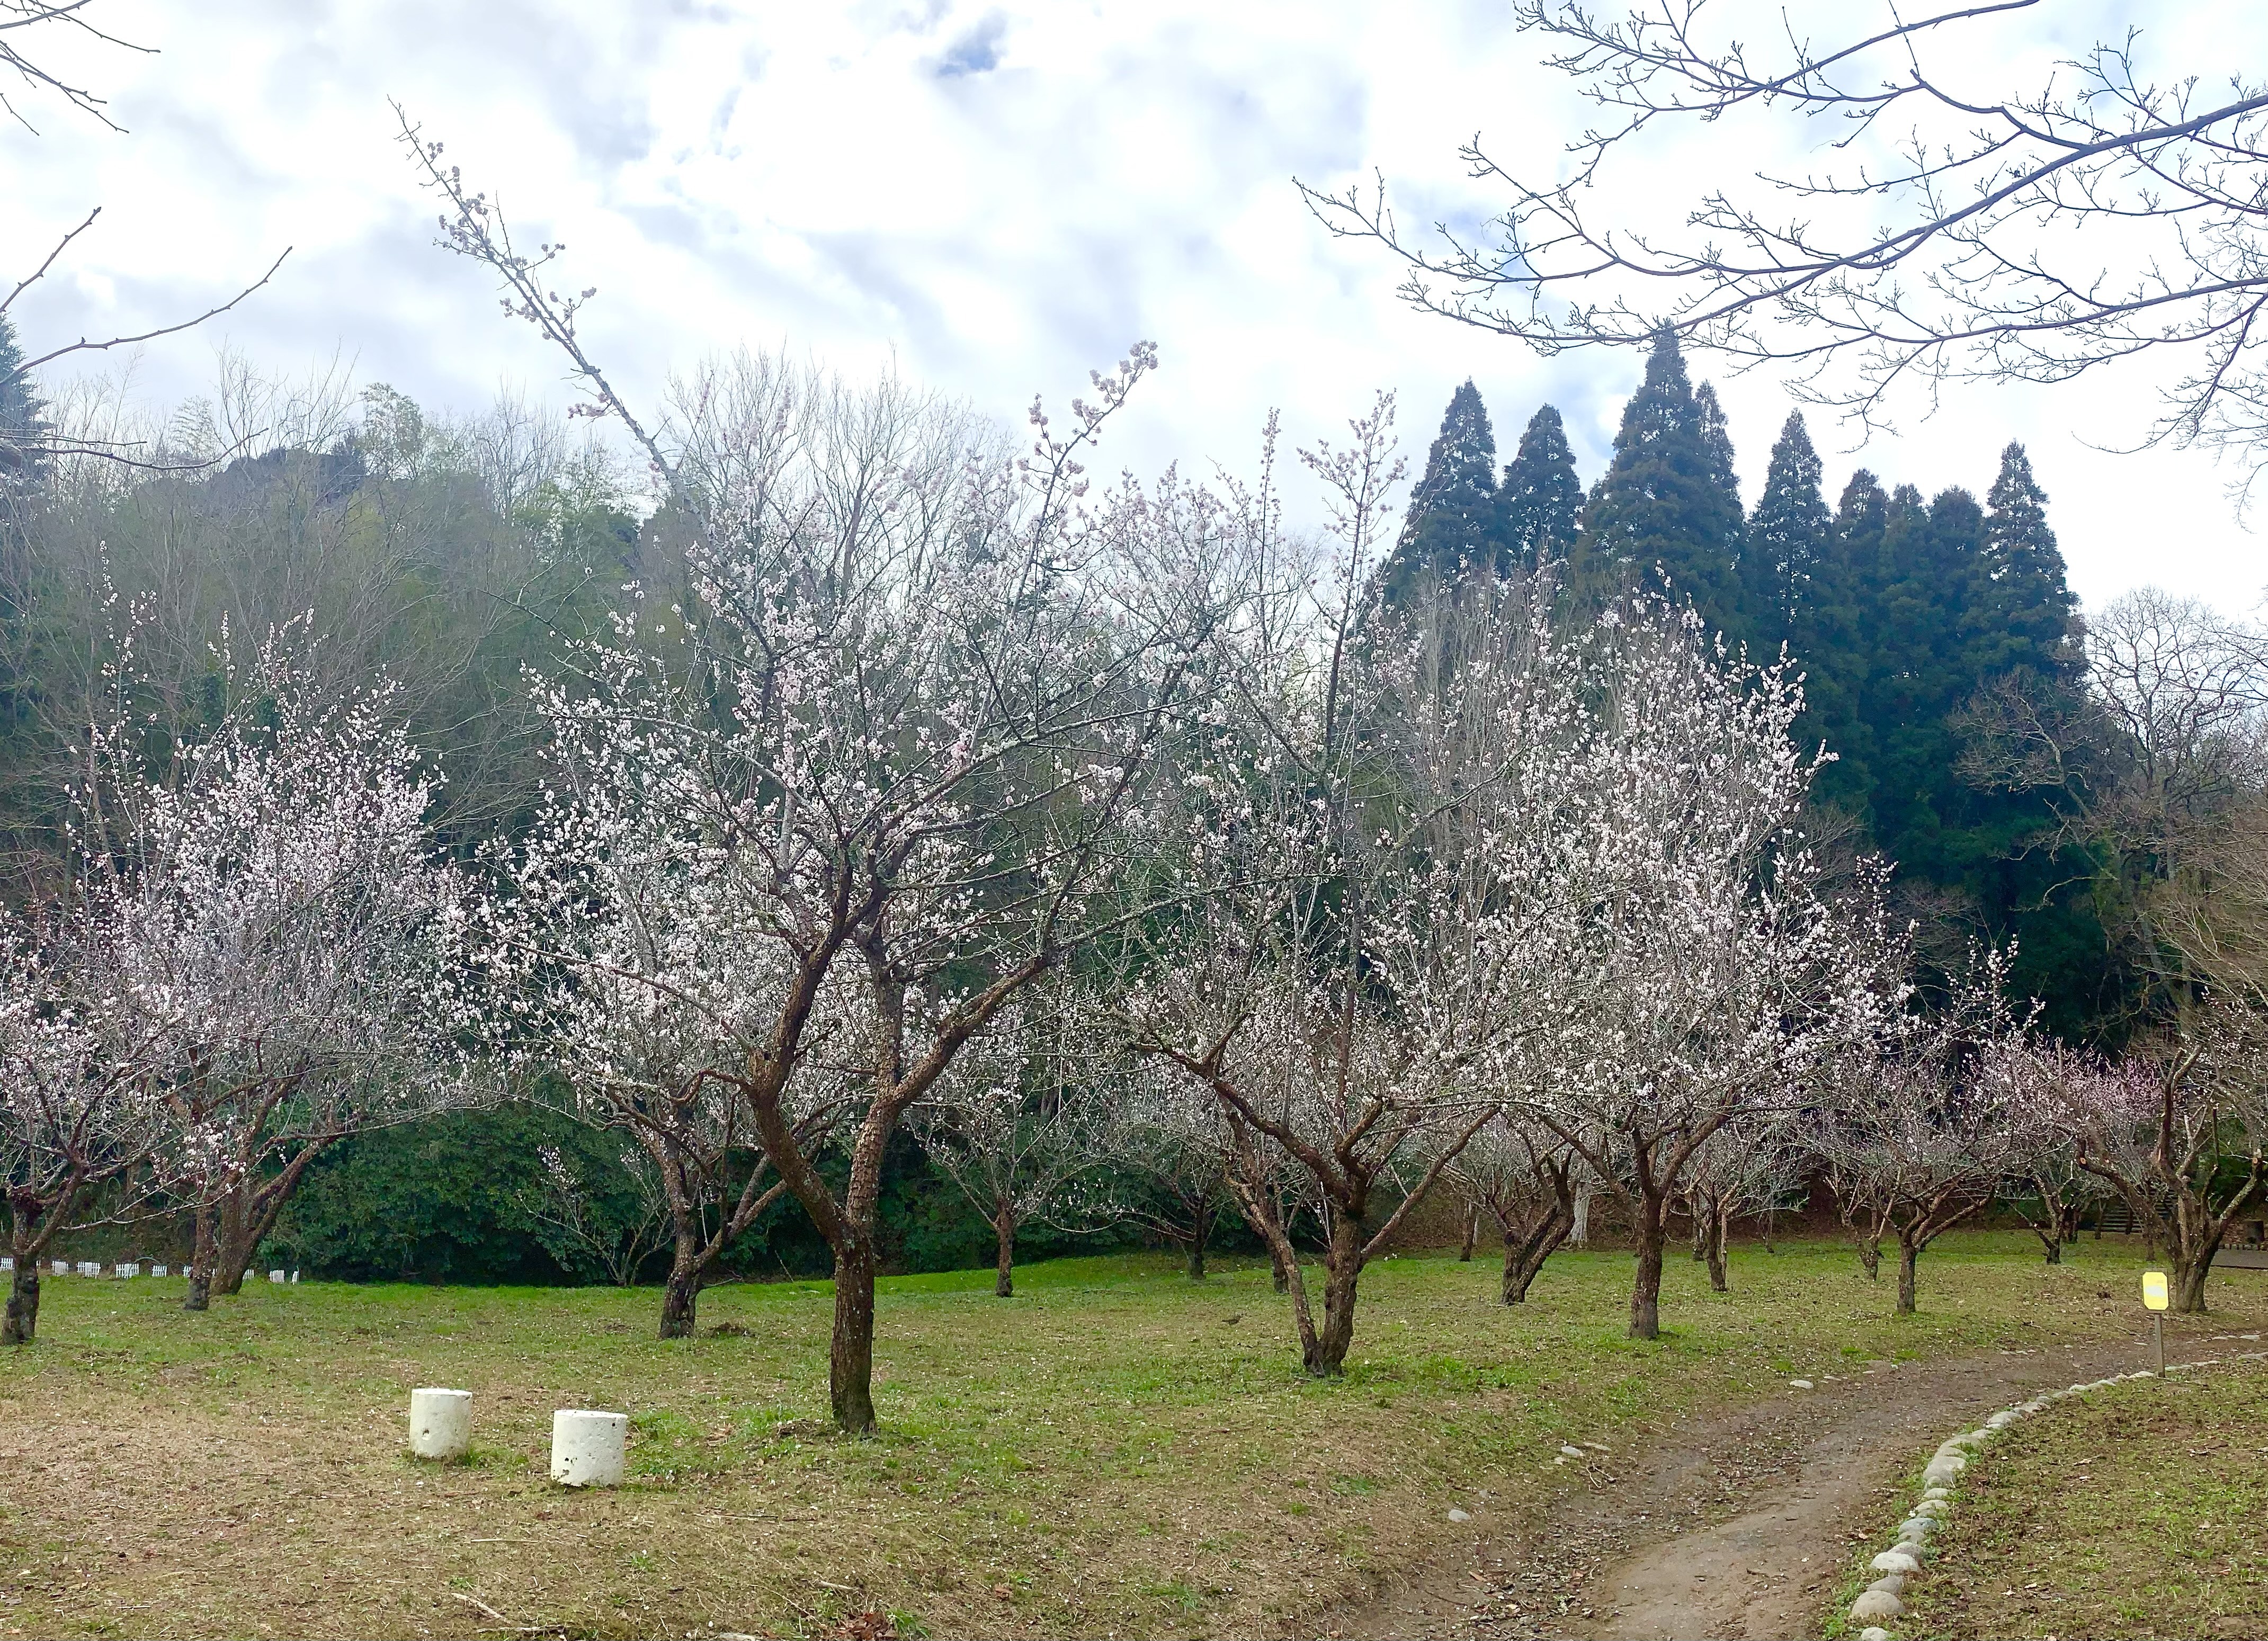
[
  {"x1": 267, "y1": 1269, "x2": 285, "y2": 1284},
  {"x1": 116, "y1": 1262, "x2": 139, "y2": 1278},
  {"x1": 0, "y1": 1257, "x2": 12, "y2": 1272},
  {"x1": 150, "y1": 1264, "x2": 169, "y2": 1278},
  {"x1": 408, "y1": 1388, "x2": 474, "y2": 1460},
  {"x1": 50, "y1": 1259, "x2": 67, "y2": 1276},
  {"x1": 76, "y1": 1260, "x2": 101, "y2": 1277},
  {"x1": 550, "y1": 1410, "x2": 627, "y2": 1487},
  {"x1": 290, "y1": 1270, "x2": 300, "y2": 1285}
]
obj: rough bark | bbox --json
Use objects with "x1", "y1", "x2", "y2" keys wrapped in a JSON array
[
  {"x1": 1703, "y1": 1200, "x2": 1729, "y2": 1293},
  {"x1": 658, "y1": 1230, "x2": 702, "y2": 1340},
  {"x1": 2, "y1": 1261, "x2": 40, "y2": 1346},
  {"x1": 1896, "y1": 1234, "x2": 1919, "y2": 1315},
  {"x1": 1458, "y1": 1201, "x2": 1479, "y2": 1261},
  {"x1": 1185, "y1": 1238, "x2": 1208, "y2": 1281},
  {"x1": 828, "y1": 1239, "x2": 879, "y2": 1432},
  {"x1": 994, "y1": 1210, "x2": 1015, "y2": 1298},
  {"x1": 1304, "y1": 1214, "x2": 1364, "y2": 1376},
  {"x1": 183, "y1": 1199, "x2": 216, "y2": 1313},
  {"x1": 1499, "y1": 1200, "x2": 1574, "y2": 1304},
  {"x1": 1569, "y1": 1185, "x2": 1591, "y2": 1247},
  {"x1": 1629, "y1": 1188, "x2": 1667, "y2": 1340},
  {"x1": 210, "y1": 1189, "x2": 253, "y2": 1297}
]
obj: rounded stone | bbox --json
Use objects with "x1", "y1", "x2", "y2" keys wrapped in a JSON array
[
  {"x1": 1913, "y1": 1497, "x2": 1950, "y2": 1517},
  {"x1": 1867, "y1": 1573, "x2": 1906, "y2": 1595},
  {"x1": 1858, "y1": 1629, "x2": 1896, "y2": 1641},
  {"x1": 1850, "y1": 1589, "x2": 1905, "y2": 1623},
  {"x1": 1985, "y1": 1411, "x2": 2016, "y2": 1429},
  {"x1": 1870, "y1": 1549, "x2": 1921, "y2": 1575},
  {"x1": 1898, "y1": 1516, "x2": 1934, "y2": 1540},
  {"x1": 1921, "y1": 1458, "x2": 1963, "y2": 1487}
]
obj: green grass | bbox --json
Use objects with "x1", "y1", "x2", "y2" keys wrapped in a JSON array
[
  {"x1": 0, "y1": 1232, "x2": 2234, "y2": 1638},
  {"x1": 1894, "y1": 1358, "x2": 2268, "y2": 1640}
]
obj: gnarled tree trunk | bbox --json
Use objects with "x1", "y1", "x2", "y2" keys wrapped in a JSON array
[
  {"x1": 1704, "y1": 1200, "x2": 1729, "y2": 1293},
  {"x1": 3, "y1": 1260, "x2": 40, "y2": 1346},
  {"x1": 658, "y1": 1223, "x2": 704, "y2": 1340},
  {"x1": 1499, "y1": 1197, "x2": 1574, "y2": 1305},
  {"x1": 828, "y1": 1237, "x2": 879, "y2": 1431},
  {"x1": 1629, "y1": 1185, "x2": 1668, "y2": 1340},
  {"x1": 210, "y1": 1190, "x2": 255, "y2": 1297},
  {"x1": 993, "y1": 1209, "x2": 1016, "y2": 1298},
  {"x1": 183, "y1": 1199, "x2": 217, "y2": 1313},
  {"x1": 1303, "y1": 1214, "x2": 1364, "y2": 1376}
]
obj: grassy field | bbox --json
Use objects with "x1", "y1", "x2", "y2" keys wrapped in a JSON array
[
  {"x1": 0, "y1": 1232, "x2": 2243, "y2": 1639},
  {"x1": 1894, "y1": 1357, "x2": 2268, "y2": 1640}
]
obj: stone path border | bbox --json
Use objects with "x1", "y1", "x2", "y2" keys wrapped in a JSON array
[{"x1": 1844, "y1": 1330, "x2": 2268, "y2": 1641}]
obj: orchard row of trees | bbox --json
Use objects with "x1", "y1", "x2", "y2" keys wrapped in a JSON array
[{"x1": 5, "y1": 296, "x2": 2266, "y2": 1429}]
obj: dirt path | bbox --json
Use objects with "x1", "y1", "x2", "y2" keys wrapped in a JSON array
[{"x1": 1329, "y1": 1326, "x2": 2263, "y2": 1641}]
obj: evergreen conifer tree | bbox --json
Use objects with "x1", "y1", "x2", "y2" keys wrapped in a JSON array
[
  {"x1": 1972, "y1": 441, "x2": 2078, "y2": 679},
  {"x1": 1801, "y1": 469, "x2": 1893, "y2": 813},
  {"x1": 1744, "y1": 411, "x2": 1832, "y2": 634},
  {"x1": 1577, "y1": 328, "x2": 1747, "y2": 635},
  {"x1": 0, "y1": 313, "x2": 52, "y2": 504},
  {"x1": 1382, "y1": 380, "x2": 1499, "y2": 604},
  {"x1": 1495, "y1": 403, "x2": 1582, "y2": 570}
]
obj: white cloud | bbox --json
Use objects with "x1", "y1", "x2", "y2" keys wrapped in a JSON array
[{"x1": 6, "y1": 0, "x2": 2262, "y2": 614}]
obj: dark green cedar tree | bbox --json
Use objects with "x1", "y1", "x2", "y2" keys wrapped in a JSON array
[
  {"x1": 1381, "y1": 379, "x2": 1501, "y2": 605},
  {"x1": 1576, "y1": 328, "x2": 1748, "y2": 638},
  {"x1": 1496, "y1": 402, "x2": 1584, "y2": 570}
]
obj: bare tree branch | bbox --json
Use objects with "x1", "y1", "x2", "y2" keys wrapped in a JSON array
[
  {"x1": 1302, "y1": 2, "x2": 2268, "y2": 489},
  {"x1": 0, "y1": 0, "x2": 151, "y2": 134}
]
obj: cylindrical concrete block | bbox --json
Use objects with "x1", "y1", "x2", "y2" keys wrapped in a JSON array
[
  {"x1": 550, "y1": 1410, "x2": 627, "y2": 1487},
  {"x1": 409, "y1": 1388, "x2": 474, "y2": 1461}
]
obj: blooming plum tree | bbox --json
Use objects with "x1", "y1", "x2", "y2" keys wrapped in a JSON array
[
  {"x1": 78, "y1": 633, "x2": 481, "y2": 1309},
  {"x1": 1811, "y1": 952, "x2": 2034, "y2": 1316}
]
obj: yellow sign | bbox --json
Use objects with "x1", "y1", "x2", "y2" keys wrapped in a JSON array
[{"x1": 2142, "y1": 1270, "x2": 2169, "y2": 1311}]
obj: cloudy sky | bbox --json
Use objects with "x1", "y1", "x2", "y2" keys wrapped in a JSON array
[{"x1": 8, "y1": 0, "x2": 2264, "y2": 614}]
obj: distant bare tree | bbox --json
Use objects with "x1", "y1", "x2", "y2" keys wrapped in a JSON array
[
  {"x1": 1104, "y1": 1059, "x2": 1235, "y2": 1280},
  {"x1": 1446, "y1": 1110, "x2": 1584, "y2": 1305},
  {"x1": 515, "y1": 1144, "x2": 672, "y2": 1289},
  {"x1": 1812, "y1": 951, "x2": 2034, "y2": 1315},
  {"x1": 1963, "y1": 588, "x2": 2268, "y2": 1019},
  {"x1": 910, "y1": 993, "x2": 1117, "y2": 1298},
  {"x1": 1306, "y1": 2, "x2": 2268, "y2": 483}
]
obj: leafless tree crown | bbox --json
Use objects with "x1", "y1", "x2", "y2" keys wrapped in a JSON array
[{"x1": 1303, "y1": 2, "x2": 2268, "y2": 484}]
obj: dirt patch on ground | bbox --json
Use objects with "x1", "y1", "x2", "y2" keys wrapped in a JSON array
[{"x1": 1328, "y1": 1321, "x2": 2267, "y2": 1641}]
